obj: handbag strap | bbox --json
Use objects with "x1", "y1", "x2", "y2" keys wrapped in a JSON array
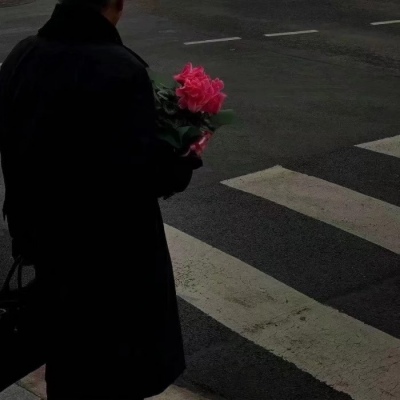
[{"x1": 1, "y1": 255, "x2": 24, "y2": 294}]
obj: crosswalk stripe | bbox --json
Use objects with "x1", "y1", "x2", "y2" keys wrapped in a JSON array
[
  {"x1": 150, "y1": 386, "x2": 210, "y2": 399},
  {"x1": 356, "y1": 135, "x2": 400, "y2": 159},
  {"x1": 166, "y1": 225, "x2": 400, "y2": 400},
  {"x1": 222, "y1": 166, "x2": 400, "y2": 255}
]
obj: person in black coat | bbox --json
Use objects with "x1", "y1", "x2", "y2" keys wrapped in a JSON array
[{"x1": 0, "y1": 0, "x2": 202, "y2": 398}]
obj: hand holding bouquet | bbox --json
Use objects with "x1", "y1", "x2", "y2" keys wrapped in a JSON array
[{"x1": 148, "y1": 63, "x2": 234, "y2": 157}]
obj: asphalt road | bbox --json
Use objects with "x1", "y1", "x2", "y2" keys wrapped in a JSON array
[{"x1": 0, "y1": 1, "x2": 400, "y2": 399}]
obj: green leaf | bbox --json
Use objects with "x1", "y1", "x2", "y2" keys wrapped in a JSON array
[
  {"x1": 176, "y1": 126, "x2": 191, "y2": 136},
  {"x1": 209, "y1": 109, "x2": 235, "y2": 129},
  {"x1": 157, "y1": 129, "x2": 182, "y2": 149},
  {"x1": 157, "y1": 126, "x2": 203, "y2": 151},
  {"x1": 162, "y1": 102, "x2": 178, "y2": 116},
  {"x1": 180, "y1": 126, "x2": 203, "y2": 148}
]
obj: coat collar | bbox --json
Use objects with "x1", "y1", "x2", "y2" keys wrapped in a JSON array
[{"x1": 38, "y1": 3, "x2": 123, "y2": 45}]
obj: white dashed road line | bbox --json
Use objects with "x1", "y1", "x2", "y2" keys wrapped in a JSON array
[
  {"x1": 184, "y1": 37, "x2": 241, "y2": 45},
  {"x1": 184, "y1": 19, "x2": 399, "y2": 44},
  {"x1": 264, "y1": 29, "x2": 319, "y2": 37},
  {"x1": 371, "y1": 20, "x2": 400, "y2": 26}
]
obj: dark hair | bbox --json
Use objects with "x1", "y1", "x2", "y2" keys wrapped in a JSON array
[{"x1": 59, "y1": 0, "x2": 111, "y2": 9}]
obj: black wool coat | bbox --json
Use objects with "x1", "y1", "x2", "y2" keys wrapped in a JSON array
[{"x1": 0, "y1": 4, "x2": 197, "y2": 398}]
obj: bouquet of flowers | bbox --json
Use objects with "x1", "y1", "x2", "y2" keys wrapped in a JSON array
[{"x1": 147, "y1": 63, "x2": 234, "y2": 157}]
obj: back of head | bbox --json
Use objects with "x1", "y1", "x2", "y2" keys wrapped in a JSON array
[
  {"x1": 58, "y1": 0, "x2": 124, "y2": 25},
  {"x1": 59, "y1": 0, "x2": 111, "y2": 10}
]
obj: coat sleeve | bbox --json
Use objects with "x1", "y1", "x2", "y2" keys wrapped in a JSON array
[
  {"x1": 0, "y1": 37, "x2": 37, "y2": 220},
  {"x1": 104, "y1": 64, "x2": 201, "y2": 199}
]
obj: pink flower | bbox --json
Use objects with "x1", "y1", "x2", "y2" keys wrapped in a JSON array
[
  {"x1": 174, "y1": 63, "x2": 208, "y2": 85},
  {"x1": 176, "y1": 76, "x2": 213, "y2": 113},
  {"x1": 202, "y1": 79, "x2": 227, "y2": 114},
  {"x1": 190, "y1": 131, "x2": 213, "y2": 157},
  {"x1": 174, "y1": 63, "x2": 227, "y2": 114}
]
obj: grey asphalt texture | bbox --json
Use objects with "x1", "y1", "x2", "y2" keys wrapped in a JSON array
[{"x1": 0, "y1": 1, "x2": 399, "y2": 399}]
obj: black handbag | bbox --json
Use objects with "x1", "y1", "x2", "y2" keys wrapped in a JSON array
[{"x1": 0, "y1": 255, "x2": 46, "y2": 392}]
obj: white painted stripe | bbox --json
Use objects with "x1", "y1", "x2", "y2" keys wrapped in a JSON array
[
  {"x1": 166, "y1": 225, "x2": 400, "y2": 400},
  {"x1": 184, "y1": 37, "x2": 241, "y2": 45},
  {"x1": 0, "y1": 27, "x2": 35, "y2": 35},
  {"x1": 0, "y1": 384, "x2": 38, "y2": 400},
  {"x1": 222, "y1": 166, "x2": 400, "y2": 254},
  {"x1": 371, "y1": 20, "x2": 400, "y2": 26},
  {"x1": 356, "y1": 135, "x2": 400, "y2": 159},
  {"x1": 264, "y1": 29, "x2": 319, "y2": 37},
  {"x1": 150, "y1": 385, "x2": 210, "y2": 399}
]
